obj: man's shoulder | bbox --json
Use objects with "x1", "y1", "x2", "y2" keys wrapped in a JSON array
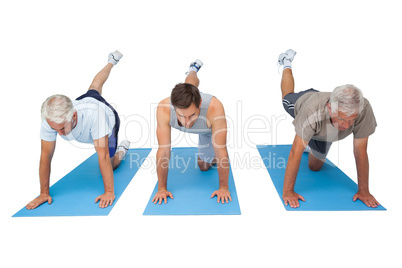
[
  {"x1": 357, "y1": 97, "x2": 375, "y2": 120},
  {"x1": 209, "y1": 95, "x2": 223, "y2": 107},
  {"x1": 40, "y1": 119, "x2": 57, "y2": 141},
  {"x1": 362, "y1": 97, "x2": 372, "y2": 109},
  {"x1": 158, "y1": 97, "x2": 171, "y2": 112},
  {"x1": 207, "y1": 97, "x2": 225, "y2": 118},
  {"x1": 300, "y1": 92, "x2": 330, "y2": 112},
  {"x1": 73, "y1": 98, "x2": 103, "y2": 111},
  {"x1": 158, "y1": 97, "x2": 170, "y2": 105},
  {"x1": 306, "y1": 91, "x2": 331, "y2": 103},
  {"x1": 157, "y1": 97, "x2": 171, "y2": 123}
]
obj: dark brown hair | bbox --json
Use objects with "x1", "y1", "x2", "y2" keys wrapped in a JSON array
[{"x1": 170, "y1": 83, "x2": 201, "y2": 109}]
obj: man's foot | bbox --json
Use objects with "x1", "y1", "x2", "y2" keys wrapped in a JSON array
[
  {"x1": 108, "y1": 50, "x2": 123, "y2": 65},
  {"x1": 304, "y1": 145, "x2": 311, "y2": 154},
  {"x1": 186, "y1": 59, "x2": 203, "y2": 75},
  {"x1": 278, "y1": 49, "x2": 296, "y2": 69},
  {"x1": 116, "y1": 140, "x2": 130, "y2": 158}
]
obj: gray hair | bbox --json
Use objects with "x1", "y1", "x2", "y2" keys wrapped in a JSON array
[
  {"x1": 41, "y1": 94, "x2": 75, "y2": 123},
  {"x1": 329, "y1": 84, "x2": 364, "y2": 116}
]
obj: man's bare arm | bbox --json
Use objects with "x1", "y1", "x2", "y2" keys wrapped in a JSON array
[
  {"x1": 26, "y1": 140, "x2": 56, "y2": 209},
  {"x1": 153, "y1": 98, "x2": 173, "y2": 204},
  {"x1": 209, "y1": 97, "x2": 231, "y2": 203},
  {"x1": 93, "y1": 135, "x2": 115, "y2": 208},
  {"x1": 282, "y1": 134, "x2": 308, "y2": 208},
  {"x1": 353, "y1": 137, "x2": 380, "y2": 207}
]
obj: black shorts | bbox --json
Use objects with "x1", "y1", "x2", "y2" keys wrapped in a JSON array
[
  {"x1": 76, "y1": 89, "x2": 120, "y2": 158},
  {"x1": 283, "y1": 88, "x2": 332, "y2": 160}
]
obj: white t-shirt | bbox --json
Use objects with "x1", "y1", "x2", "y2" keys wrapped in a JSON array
[{"x1": 40, "y1": 97, "x2": 116, "y2": 144}]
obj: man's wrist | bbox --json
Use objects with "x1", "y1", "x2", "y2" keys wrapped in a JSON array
[
  {"x1": 283, "y1": 188, "x2": 295, "y2": 194},
  {"x1": 357, "y1": 187, "x2": 370, "y2": 193}
]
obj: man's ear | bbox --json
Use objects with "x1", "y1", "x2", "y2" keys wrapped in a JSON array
[{"x1": 326, "y1": 103, "x2": 331, "y2": 113}]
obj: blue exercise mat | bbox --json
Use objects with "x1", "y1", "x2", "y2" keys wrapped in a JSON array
[
  {"x1": 143, "y1": 147, "x2": 241, "y2": 215},
  {"x1": 257, "y1": 145, "x2": 386, "y2": 211},
  {"x1": 13, "y1": 148, "x2": 151, "y2": 217}
]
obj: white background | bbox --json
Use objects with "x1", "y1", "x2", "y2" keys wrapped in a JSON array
[{"x1": 1, "y1": 0, "x2": 401, "y2": 267}]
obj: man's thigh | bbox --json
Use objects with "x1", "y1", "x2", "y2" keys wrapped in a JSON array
[{"x1": 198, "y1": 134, "x2": 215, "y2": 164}]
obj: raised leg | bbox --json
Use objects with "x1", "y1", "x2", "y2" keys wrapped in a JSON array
[
  {"x1": 88, "y1": 50, "x2": 123, "y2": 95},
  {"x1": 281, "y1": 68, "x2": 295, "y2": 99},
  {"x1": 185, "y1": 71, "x2": 200, "y2": 87},
  {"x1": 184, "y1": 59, "x2": 203, "y2": 87},
  {"x1": 278, "y1": 49, "x2": 297, "y2": 99},
  {"x1": 88, "y1": 63, "x2": 114, "y2": 95}
]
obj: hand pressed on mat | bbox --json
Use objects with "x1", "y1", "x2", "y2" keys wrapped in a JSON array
[
  {"x1": 282, "y1": 190, "x2": 305, "y2": 208},
  {"x1": 211, "y1": 188, "x2": 232, "y2": 204},
  {"x1": 152, "y1": 188, "x2": 174, "y2": 205},
  {"x1": 26, "y1": 193, "x2": 53, "y2": 210},
  {"x1": 353, "y1": 190, "x2": 380, "y2": 208},
  {"x1": 95, "y1": 191, "x2": 115, "y2": 208}
]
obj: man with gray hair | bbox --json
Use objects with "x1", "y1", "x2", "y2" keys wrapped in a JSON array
[
  {"x1": 277, "y1": 49, "x2": 379, "y2": 208},
  {"x1": 26, "y1": 51, "x2": 129, "y2": 210}
]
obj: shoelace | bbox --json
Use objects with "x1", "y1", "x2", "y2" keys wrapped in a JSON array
[
  {"x1": 277, "y1": 54, "x2": 287, "y2": 74},
  {"x1": 277, "y1": 62, "x2": 282, "y2": 74}
]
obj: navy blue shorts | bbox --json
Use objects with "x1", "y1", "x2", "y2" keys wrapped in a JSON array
[
  {"x1": 283, "y1": 88, "x2": 332, "y2": 159},
  {"x1": 282, "y1": 88, "x2": 318, "y2": 117},
  {"x1": 76, "y1": 89, "x2": 120, "y2": 158}
]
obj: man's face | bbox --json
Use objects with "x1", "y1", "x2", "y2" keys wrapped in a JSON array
[
  {"x1": 327, "y1": 103, "x2": 358, "y2": 131},
  {"x1": 47, "y1": 112, "x2": 77, "y2": 136},
  {"x1": 175, "y1": 103, "x2": 200, "y2": 129}
]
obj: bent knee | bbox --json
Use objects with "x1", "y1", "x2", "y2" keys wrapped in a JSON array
[
  {"x1": 308, "y1": 159, "x2": 325, "y2": 171},
  {"x1": 308, "y1": 163, "x2": 323, "y2": 171},
  {"x1": 198, "y1": 163, "x2": 211, "y2": 171},
  {"x1": 308, "y1": 152, "x2": 325, "y2": 171},
  {"x1": 197, "y1": 159, "x2": 213, "y2": 171}
]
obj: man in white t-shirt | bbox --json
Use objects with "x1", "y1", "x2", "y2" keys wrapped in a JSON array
[{"x1": 26, "y1": 51, "x2": 129, "y2": 210}]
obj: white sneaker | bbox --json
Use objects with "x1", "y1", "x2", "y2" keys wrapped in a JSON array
[
  {"x1": 185, "y1": 59, "x2": 203, "y2": 75},
  {"x1": 108, "y1": 50, "x2": 123, "y2": 65},
  {"x1": 278, "y1": 49, "x2": 296, "y2": 66},
  {"x1": 116, "y1": 140, "x2": 130, "y2": 158}
]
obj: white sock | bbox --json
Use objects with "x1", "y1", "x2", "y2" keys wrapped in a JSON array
[
  {"x1": 118, "y1": 148, "x2": 128, "y2": 158},
  {"x1": 188, "y1": 66, "x2": 198, "y2": 73},
  {"x1": 283, "y1": 58, "x2": 292, "y2": 70},
  {"x1": 116, "y1": 140, "x2": 130, "y2": 158}
]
